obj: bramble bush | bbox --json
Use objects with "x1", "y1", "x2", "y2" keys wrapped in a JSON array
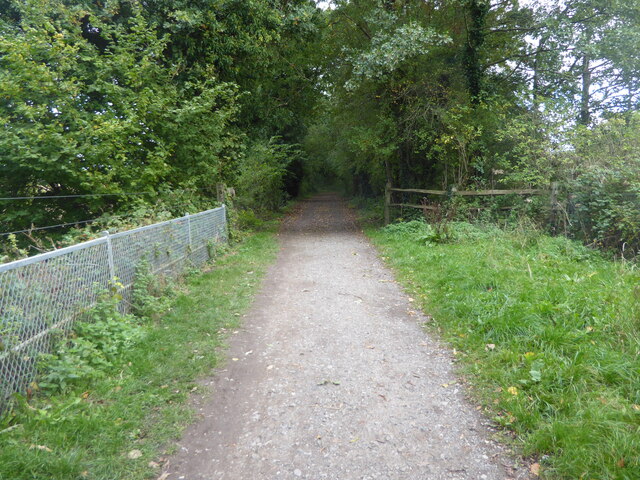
[
  {"x1": 37, "y1": 293, "x2": 144, "y2": 393},
  {"x1": 562, "y1": 115, "x2": 640, "y2": 256}
]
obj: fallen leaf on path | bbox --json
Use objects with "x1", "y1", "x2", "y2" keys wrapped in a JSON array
[
  {"x1": 30, "y1": 444, "x2": 52, "y2": 453},
  {"x1": 365, "y1": 345, "x2": 375, "y2": 349},
  {"x1": 245, "y1": 350, "x2": 253, "y2": 355},
  {"x1": 317, "y1": 379, "x2": 340, "y2": 386},
  {"x1": 267, "y1": 365, "x2": 274, "y2": 370},
  {"x1": 530, "y1": 463, "x2": 540, "y2": 476},
  {"x1": 128, "y1": 449, "x2": 143, "y2": 459},
  {"x1": 232, "y1": 358, "x2": 239, "y2": 362}
]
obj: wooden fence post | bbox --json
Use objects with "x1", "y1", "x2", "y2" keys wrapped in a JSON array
[
  {"x1": 216, "y1": 183, "x2": 226, "y2": 203},
  {"x1": 384, "y1": 181, "x2": 392, "y2": 225},
  {"x1": 550, "y1": 181, "x2": 559, "y2": 233}
]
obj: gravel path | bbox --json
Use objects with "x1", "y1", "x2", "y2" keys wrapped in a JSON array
[{"x1": 164, "y1": 193, "x2": 530, "y2": 480}]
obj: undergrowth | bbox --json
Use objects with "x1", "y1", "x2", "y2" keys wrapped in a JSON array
[
  {"x1": 369, "y1": 219, "x2": 640, "y2": 480},
  {"x1": 0, "y1": 229, "x2": 279, "y2": 480}
]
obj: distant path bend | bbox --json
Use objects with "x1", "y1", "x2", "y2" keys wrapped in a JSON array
[{"x1": 166, "y1": 193, "x2": 529, "y2": 480}]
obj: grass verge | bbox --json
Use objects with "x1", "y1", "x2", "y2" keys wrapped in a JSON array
[
  {"x1": 0, "y1": 229, "x2": 279, "y2": 480},
  {"x1": 368, "y1": 220, "x2": 640, "y2": 480}
]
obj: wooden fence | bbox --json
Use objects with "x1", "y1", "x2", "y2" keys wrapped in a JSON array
[{"x1": 384, "y1": 182, "x2": 558, "y2": 225}]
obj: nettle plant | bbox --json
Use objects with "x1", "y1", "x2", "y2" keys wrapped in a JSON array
[
  {"x1": 131, "y1": 259, "x2": 176, "y2": 320},
  {"x1": 37, "y1": 291, "x2": 144, "y2": 394}
]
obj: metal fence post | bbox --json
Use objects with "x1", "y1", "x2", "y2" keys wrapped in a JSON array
[
  {"x1": 222, "y1": 204, "x2": 229, "y2": 241},
  {"x1": 101, "y1": 231, "x2": 116, "y2": 281},
  {"x1": 185, "y1": 213, "x2": 192, "y2": 252}
]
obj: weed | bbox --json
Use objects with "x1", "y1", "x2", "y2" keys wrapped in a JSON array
[
  {"x1": 131, "y1": 260, "x2": 175, "y2": 320},
  {"x1": 37, "y1": 293, "x2": 143, "y2": 394}
]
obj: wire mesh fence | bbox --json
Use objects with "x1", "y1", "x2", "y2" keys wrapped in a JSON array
[{"x1": 0, "y1": 206, "x2": 227, "y2": 408}]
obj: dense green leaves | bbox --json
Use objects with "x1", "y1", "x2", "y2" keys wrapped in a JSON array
[
  {"x1": 0, "y1": 0, "x2": 322, "y2": 243},
  {"x1": 2, "y1": 0, "x2": 640, "y2": 253},
  {"x1": 301, "y1": 0, "x2": 640, "y2": 253}
]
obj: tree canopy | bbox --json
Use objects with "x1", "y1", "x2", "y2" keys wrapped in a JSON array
[{"x1": 1, "y1": 0, "x2": 639, "y2": 251}]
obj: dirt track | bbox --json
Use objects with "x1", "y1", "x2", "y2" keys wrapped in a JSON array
[{"x1": 164, "y1": 193, "x2": 529, "y2": 480}]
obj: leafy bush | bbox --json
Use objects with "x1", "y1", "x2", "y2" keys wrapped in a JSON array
[
  {"x1": 235, "y1": 139, "x2": 296, "y2": 211},
  {"x1": 131, "y1": 260, "x2": 176, "y2": 320},
  {"x1": 37, "y1": 296, "x2": 144, "y2": 393},
  {"x1": 561, "y1": 115, "x2": 640, "y2": 257},
  {"x1": 569, "y1": 167, "x2": 640, "y2": 254}
]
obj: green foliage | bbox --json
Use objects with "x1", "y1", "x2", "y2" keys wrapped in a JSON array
[
  {"x1": 562, "y1": 114, "x2": 640, "y2": 255},
  {"x1": 38, "y1": 295, "x2": 144, "y2": 393},
  {"x1": 347, "y1": 22, "x2": 451, "y2": 86},
  {"x1": 570, "y1": 167, "x2": 640, "y2": 253},
  {"x1": 304, "y1": 0, "x2": 640, "y2": 258},
  {"x1": 371, "y1": 221, "x2": 640, "y2": 479},
  {"x1": 235, "y1": 140, "x2": 299, "y2": 211},
  {"x1": 131, "y1": 260, "x2": 176, "y2": 320},
  {"x1": 0, "y1": 0, "x2": 322, "y2": 250},
  {"x1": 0, "y1": 234, "x2": 29, "y2": 262}
]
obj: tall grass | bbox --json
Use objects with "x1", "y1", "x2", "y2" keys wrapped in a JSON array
[{"x1": 369, "y1": 220, "x2": 640, "y2": 479}]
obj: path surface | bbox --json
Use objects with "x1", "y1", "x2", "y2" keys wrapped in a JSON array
[{"x1": 165, "y1": 194, "x2": 529, "y2": 480}]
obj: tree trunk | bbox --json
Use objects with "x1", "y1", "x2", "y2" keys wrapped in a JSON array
[
  {"x1": 464, "y1": 0, "x2": 489, "y2": 104},
  {"x1": 532, "y1": 36, "x2": 548, "y2": 107},
  {"x1": 579, "y1": 51, "x2": 591, "y2": 125}
]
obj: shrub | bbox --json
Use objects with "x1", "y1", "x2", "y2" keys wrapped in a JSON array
[{"x1": 37, "y1": 295, "x2": 144, "y2": 393}]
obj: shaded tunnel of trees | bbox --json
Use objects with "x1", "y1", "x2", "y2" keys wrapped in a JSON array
[{"x1": 1, "y1": 0, "x2": 640, "y2": 252}]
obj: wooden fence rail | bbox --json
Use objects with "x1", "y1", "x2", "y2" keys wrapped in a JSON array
[{"x1": 384, "y1": 182, "x2": 556, "y2": 225}]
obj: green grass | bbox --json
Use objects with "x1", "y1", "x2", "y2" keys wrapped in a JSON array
[
  {"x1": 0, "y1": 230, "x2": 279, "y2": 480},
  {"x1": 368, "y1": 220, "x2": 640, "y2": 480}
]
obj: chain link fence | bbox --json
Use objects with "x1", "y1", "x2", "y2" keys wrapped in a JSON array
[{"x1": 0, "y1": 206, "x2": 227, "y2": 407}]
